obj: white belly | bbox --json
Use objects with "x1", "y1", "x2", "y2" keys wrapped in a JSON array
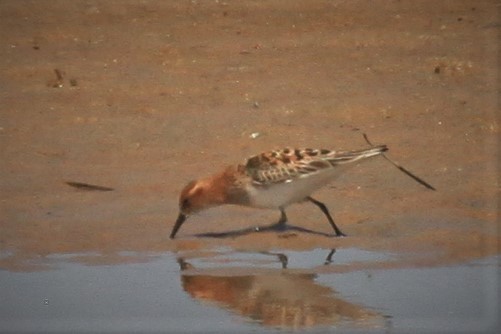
[{"x1": 246, "y1": 169, "x2": 340, "y2": 209}]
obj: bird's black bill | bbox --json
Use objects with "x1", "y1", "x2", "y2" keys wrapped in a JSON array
[{"x1": 170, "y1": 213, "x2": 187, "y2": 239}]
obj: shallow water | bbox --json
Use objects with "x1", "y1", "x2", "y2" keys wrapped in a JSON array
[{"x1": 1, "y1": 249, "x2": 498, "y2": 333}]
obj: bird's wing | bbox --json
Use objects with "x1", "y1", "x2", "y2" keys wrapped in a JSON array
[
  {"x1": 242, "y1": 146, "x2": 387, "y2": 185},
  {"x1": 242, "y1": 148, "x2": 333, "y2": 185}
]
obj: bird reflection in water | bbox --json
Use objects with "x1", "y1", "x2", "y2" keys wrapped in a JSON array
[{"x1": 177, "y1": 250, "x2": 389, "y2": 330}]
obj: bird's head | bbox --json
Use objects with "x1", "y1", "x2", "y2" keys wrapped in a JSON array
[{"x1": 170, "y1": 178, "x2": 225, "y2": 239}]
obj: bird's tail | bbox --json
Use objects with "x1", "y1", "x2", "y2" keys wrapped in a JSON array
[{"x1": 326, "y1": 145, "x2": 387, "y2": 165}]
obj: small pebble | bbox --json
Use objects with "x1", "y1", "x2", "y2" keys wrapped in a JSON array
[{"x1": 250, "y1": 132, "x2": 260, "y2": 139}]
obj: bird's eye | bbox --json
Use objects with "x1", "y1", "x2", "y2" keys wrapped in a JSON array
[{"x1": 182, "y1": 198, "x2": 190, "y2": 209}]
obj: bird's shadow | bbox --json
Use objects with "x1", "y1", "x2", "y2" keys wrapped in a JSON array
[{"x1": 194, "y1": 222, "x2": 337, "y2": 238}]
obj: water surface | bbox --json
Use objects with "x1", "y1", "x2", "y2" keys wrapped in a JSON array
[{"x1": 1, "y1": 249, "x2": 498, "y2": 333}]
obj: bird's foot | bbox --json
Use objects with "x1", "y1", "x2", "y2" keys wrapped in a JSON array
[{"x1": 254, "y1": 221, "x2": 289, "y2": 233}]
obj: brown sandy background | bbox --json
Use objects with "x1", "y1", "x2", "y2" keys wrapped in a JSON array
[{"x1": 0, "y1": 0, "x2": 499, "y2": 271}]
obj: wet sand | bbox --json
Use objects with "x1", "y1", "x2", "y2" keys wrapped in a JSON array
[{"x1": 0, "y1": 1, "x2": 499, "y2": 271}]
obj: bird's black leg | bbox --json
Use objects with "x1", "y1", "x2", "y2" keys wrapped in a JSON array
[
  {"x1": 255, "y1": 207, "x2": 288, "y2": 233},
  {"x1": 278, "y1": 207, "x2": 287, "y2": 225},
  {"x1": 306, "y1": 196, "x2": 346, "y2": 237},
  {"x1": 268, "y1": 207, "x2": 288, "y2": 231}
]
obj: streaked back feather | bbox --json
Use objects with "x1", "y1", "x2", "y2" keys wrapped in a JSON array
[{"x1": 244, "y1": 145, "x2": 387, "y2": 185}]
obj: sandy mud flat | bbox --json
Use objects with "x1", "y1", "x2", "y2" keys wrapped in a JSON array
[{"x1": 0, "y1": 0, "x2": 499, "y2": 332}]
